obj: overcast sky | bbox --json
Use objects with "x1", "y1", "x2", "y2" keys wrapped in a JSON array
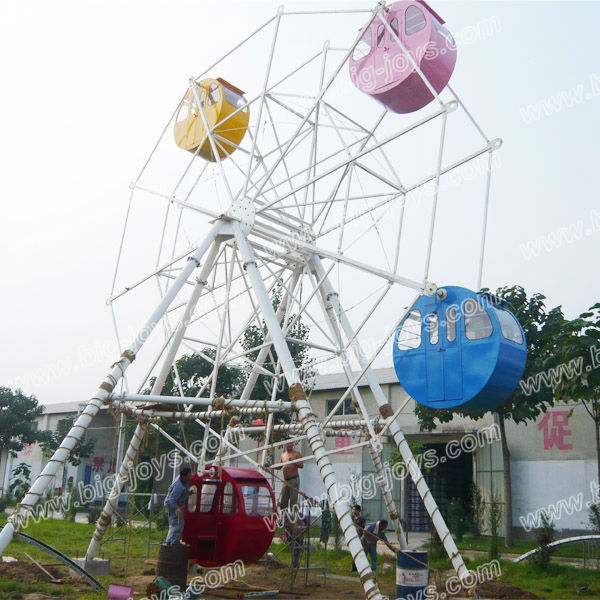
[{"x1": 1, "y1": 0, "x2": 598, "y2": 406}]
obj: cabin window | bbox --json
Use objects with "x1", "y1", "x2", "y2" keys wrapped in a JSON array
[
  {"x1": 187, "y1": 485, "x2": 198, "y2": 512},
  {"x1": 176, "y1": 98, "x2": 190, "y2": 123},
  {"x1": 492, "y1": 307, "x2": 523, "y2": 344},
  {"x1": 390, "y1": 18, "x2": 400, "y2": 42},
  {"x1": 397, "y1": 310, "x2": 421, "y2": 350},
  {"x1": 198, "y1": 88, "x2": 206, "y2": 108},
  {"x1": 207, "y1": 83, "x2": 221, "y2": 106},
  {"x1": 241, "y1": 485, "x2": 273, "y2": 517},
  {"x1": 405, "y1": 6, "x2": 427, "y2": 35},
  {"x1": 352, "y1": 29, "x2": 372, "y2": 61},
  {"x1": 223, "y1": 86, "x2": 247, "y2": 111},
  {"x1": 446, "y1": 307, "x2": 457, "y2": 342},
  {"x1": 428, "y1": 313, "x2": 439, "y2": 344},
  {"x1": 433, "y1": 18, "x2": 455, "y2": 47},
  {"x1": 198, "y1": 483, "x2": 218, "y2": 512},
  {"x1": 376, "y1": 24, "x2": 386, "y2": 47},
  {"x1": 464, "y1": 300, "x2": 493, "y2": 340},
  {"x1": 222, "y1": 482, "x2": 237, "y2": 514}
]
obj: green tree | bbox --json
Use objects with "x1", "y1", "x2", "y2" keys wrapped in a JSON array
[
  {"x1": 241, "y1": 286, "x2": 313, "y2": 401},
  {"x1": 157, "y1": 348, "x2": 245, "y2": 399},
  {"x1": 240, "y1": 284, "x2": 314, "y2": 449},
  {"x1": 553, "y1": 302, "x2": 600, "y2": 487},
  {"x1": 487, "y1": 492, "x2": 503, "y2": 560},
  {"x1": 414, "y1": 286, "x2": 568, "y2": 546},
  {"x1": 141, "y1": 347, "x2": 246, "y2": 459},
  {"x1": 531, "y1": 512, "x2": 555, "y2": 570},
  {"x1": 0, "y1": 388, "x2": 50, "y2": 456}
]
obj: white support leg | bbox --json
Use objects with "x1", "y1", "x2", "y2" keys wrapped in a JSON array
[
  {"x1": 309, "y1": 265, "x2": 408, "y2": 548},
  {"x1": 233, "y1": 224, "x2": 384, "y2": 600},
  {"x1": 215, "y1": 270, "x2": 300, "y2": 464},
  {"x1": 311, "y1": 256, "x2": 469, "y2": 580},
  {"x1": 85, "y1": 237, "x2": 223, "y2": 561}
]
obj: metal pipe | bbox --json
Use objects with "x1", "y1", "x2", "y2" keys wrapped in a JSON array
[
  {"x1": 113, "y1": 393, "x2": 291, "y2": 412},
  {"x1": 233, "y1": 222, "x2": 384, "y2": 600}
]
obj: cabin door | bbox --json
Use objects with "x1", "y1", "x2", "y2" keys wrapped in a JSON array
[
  {"x1": 195, "y1": 481, "x2": 220, "y2": 562},
  {"x1": 441, "y1": 306, "x2": 463, "y2": 401},
  {"x1": 424, "y1": 312, "x2": 444, "y2": 402}
]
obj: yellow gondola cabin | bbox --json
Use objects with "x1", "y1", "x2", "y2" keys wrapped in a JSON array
[{"x1": 174, "y1": 78, "x2": 249, "y2": 162}]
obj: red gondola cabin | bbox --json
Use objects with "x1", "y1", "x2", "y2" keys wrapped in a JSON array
[{"x1": 182, "y1": 466, "x2": 277, "y2": 567}]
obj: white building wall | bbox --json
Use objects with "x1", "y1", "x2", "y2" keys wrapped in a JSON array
[{"x1": 512, "y1": 458, "x2": 597, "y2": 532}]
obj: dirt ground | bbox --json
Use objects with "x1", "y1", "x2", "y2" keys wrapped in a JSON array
[
  {"x1": 428, "y1": 569, "x2": 540, "y2": 600},
  {"x1": 0, "y1": 561, "x2": 63, "y2": 584},
  {"x1": 0, "y1": 561, "x2": 539, "y2": 600}
]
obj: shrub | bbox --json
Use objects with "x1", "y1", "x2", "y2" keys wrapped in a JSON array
[
  {"x1": 448, "y1": 497, "x2": 467, "y2": 542},
  {"x1": 428, "y1": 526, "x2": 445, "y2": 560},
  {"x1": 531, "y1": 512, "x2": 555, "y2": 570},
  {"x1": 470, "y1": 483, "x2": 485, "y2": 537},
  {"x1": 487, "y1": 493, "x2": 503, "y2": 560},
  {"x1": 588, "y1": 502, "x2": 600, "y2": 534}
]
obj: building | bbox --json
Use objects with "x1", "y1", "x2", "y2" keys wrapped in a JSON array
[{"x1": 1, "y1": 369, "x2": 596, "y2": 536}]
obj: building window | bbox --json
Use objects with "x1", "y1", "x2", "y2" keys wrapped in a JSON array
[{"x1": 327, "y1": 397, "x2": 357, "y2": 417}]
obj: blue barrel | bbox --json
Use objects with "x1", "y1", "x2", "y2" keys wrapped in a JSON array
[{"x1": 396, "y1": 551, "x2": 428, "y2": 600}]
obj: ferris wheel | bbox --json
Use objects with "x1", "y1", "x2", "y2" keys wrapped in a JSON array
[{"x1": 0, "y1": 2, "x2": 512, "y2": 599}]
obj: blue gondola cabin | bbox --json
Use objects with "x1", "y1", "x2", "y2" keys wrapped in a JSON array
[{"x1": 393, "y1": 286, "x2": 527, "y2": 413}]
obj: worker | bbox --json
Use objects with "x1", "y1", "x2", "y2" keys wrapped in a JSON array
[
  {"x1": 351, "y1": 504, "x2": 366, "y2": 572},
  {"x1": 273, "y1": 441, "x2": 303, "y2": 513},
  {"x1": 164, "y1": 466, "x2": 192, "y2": 544},
  {"x1": 361, "y1": 519, "x2": 397, "y2": 573}
]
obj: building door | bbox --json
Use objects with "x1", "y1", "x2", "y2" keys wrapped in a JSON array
[{"x1": 407, "y1": 442, "x2": 473, "y2": 531}]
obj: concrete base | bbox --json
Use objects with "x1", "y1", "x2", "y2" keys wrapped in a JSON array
[{"x1": 70, "y1": 557, "x2": 110, "y2": 576}]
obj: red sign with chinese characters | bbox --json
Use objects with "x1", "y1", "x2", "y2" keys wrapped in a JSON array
[{"x1": 538, "y1": 410, "x2": 573, "y2": 450}]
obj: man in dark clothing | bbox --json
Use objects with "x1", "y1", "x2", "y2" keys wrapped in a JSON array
[
  {"x1": 164, "y1": 466, "x2": 192, "y2": 544},
  {"x1": 361, "y1": 519, "x2": 396, "y2": 573}
]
